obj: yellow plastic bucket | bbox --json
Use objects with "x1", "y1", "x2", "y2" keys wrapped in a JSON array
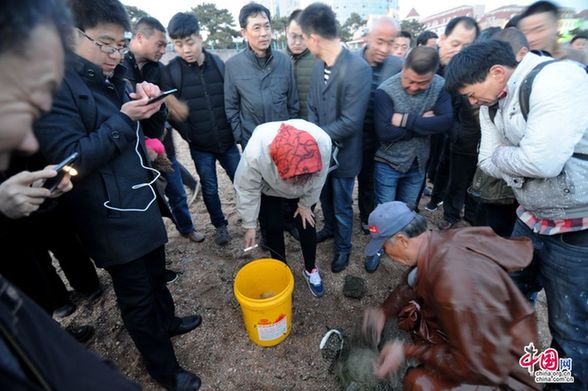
[{"x1": 234, "y1": 258, "x2": 294, "y2": 346}]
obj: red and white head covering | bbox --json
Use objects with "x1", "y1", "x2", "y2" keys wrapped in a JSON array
[{"x1": 269, "y1": 123, "x2": 323, "y2": 180}]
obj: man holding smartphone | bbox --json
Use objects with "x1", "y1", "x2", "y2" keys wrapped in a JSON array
[{"x1": 34, "y1": 1, "x2": 202, "y2": 390}]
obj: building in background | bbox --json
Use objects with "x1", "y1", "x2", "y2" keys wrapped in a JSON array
[
  {"x1": 420, "y1": 5, "x2": 485, "y2": 35},
  {"x1": 478, "y1": 5, "x2": 524, "y2": 29}
]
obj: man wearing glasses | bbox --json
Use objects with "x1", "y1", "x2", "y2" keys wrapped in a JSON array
[{"x1": 34, "y1": 1, "x2": 202, "y2": 390}]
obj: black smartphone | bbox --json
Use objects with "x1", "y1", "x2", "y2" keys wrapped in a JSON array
[
  {"x1": 146, "y1": 88, "x2": 178, "y2": 104},
  {"x1": 43, "y1": 152, "x2": 79, "y2": 191}
]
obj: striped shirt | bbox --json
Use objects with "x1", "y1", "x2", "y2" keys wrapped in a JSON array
[
  {"x1": 323, "y1": 65, "x2": 331, "y2": 85},
  {"x1": 517, "y1": 206, "x2": 588, "y2": 235}
]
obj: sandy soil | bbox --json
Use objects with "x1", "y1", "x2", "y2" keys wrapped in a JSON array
[{"x1": 58, "y1": 135, "x2": 549, "y2": 390}]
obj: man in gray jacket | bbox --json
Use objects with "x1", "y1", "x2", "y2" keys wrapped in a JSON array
[
  {"x1": 225, "y1": 3, "x2": 299, "y2": 148},
  {"x1": 373, "y1": 46, "x2": 452, "y2": 212},
  {"x1": 300, "y1": 3, "x2": 371, "y2": 273},
  {"x1": 446, "y1": 40, "x2": 588, "y2": 389}
]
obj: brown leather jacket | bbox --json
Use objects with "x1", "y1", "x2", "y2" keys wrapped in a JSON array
[{"x1": 381, "y1": 227, "x2": 540, "y2": 390}]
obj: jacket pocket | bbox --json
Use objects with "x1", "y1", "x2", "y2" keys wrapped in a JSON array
[
  {"x1": 270, "y1": 76, "x2": 289, "y2": 105},
  {"x1": 100, "y1": 171, "x2": 121, "y2": 218},
  {"x1": 516, "y1": 169, "x2": 576, "y2": 218}
]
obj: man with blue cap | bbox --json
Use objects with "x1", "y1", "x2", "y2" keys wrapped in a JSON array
[{"x1": 362, "y1": 201, "x2": 541, "y2": 390}]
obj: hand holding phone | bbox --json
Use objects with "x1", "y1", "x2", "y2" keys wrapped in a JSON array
[
  {"x1": 43, "y1": 152, "x2": 79, "y2": 191},
  {"x1": 147, "y1": 89, "x2": 178, "y2": 105}
]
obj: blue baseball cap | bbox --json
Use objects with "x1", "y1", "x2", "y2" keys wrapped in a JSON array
[{"x1": 365, "y1": 202, "x2": 417, "y2": 257}]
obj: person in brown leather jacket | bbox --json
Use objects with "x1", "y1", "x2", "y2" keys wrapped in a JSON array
[{"x1": 362, "y1": 201, "x2": 540, "y2": 390}]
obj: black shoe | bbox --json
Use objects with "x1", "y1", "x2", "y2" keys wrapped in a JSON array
[
  {"x1": 316, "y1": 229, "x2": 334, "y2": 243},
  {"x1": 66, "y1": 325, "x2": 94, "y2": 344},
  {"x1": 331, "y1": 253, "x2": 349, "y2": 273},
  {"x1": 158, "y1": 368, "x2": 201, "y2": 391},
  {"x1": 82, "y1": 286, "x2": 103, "y2": 303},
  {"x1": 169, "y1": 315, "x2": 202, "y2": 337},
  {"x1": 164, "y1": 269, "x2": 179, "y2": 284},
  {"x1": 364, "y1": 253, "x2": 381, "y2": 273},
  {"x1": 53, "y1": 303, "x2": 76, "y2": 319},
  {"x1": 361, "y1": 222, "x2": 370, "y2": 235},
  {"x1": 423, "y1": 185, "x2": 433, "y2": 197}
]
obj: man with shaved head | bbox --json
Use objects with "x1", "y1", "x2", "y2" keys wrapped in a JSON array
[{"x1": 356, "y1": 15, "x2": 403, "y2": 272}]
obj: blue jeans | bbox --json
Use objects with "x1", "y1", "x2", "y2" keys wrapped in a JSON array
[
  {"x1": 164, "y1": 158, "x2": 194, "y2": 235},
  {"x1": 510, "y1": 219, "x2": 588, "y2": 390},
  {"x1": 320, "y1": 176, "x2": 355, "y2": 255},
  {"x1": 189, "y1": 145, "x2": 240, "y2": 228},
  {"x1": 374, "y1": 161, "x2": 425, "y2": 209}
]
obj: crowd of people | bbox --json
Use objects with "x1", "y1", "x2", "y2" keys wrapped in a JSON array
[{"x1": 0, "y1": 0, "x2": 586, "y2": 390}]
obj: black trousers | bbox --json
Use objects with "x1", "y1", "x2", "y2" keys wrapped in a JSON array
[
  {"x1": 442, "y1": 152, "x2": 478, "y2": 223},
  {"x1": 485, "y1": 202, "x2": 519, "y2": 237},
  {"x1": 106, "y1": 246, "x2": 180, "y2": 381},
  {"x1": 358, "y1": 143, "x2": 376, "y2": 224},
  {"x1": 1, "y1": 204, "x2": 99, "y2": 313},
  {"x1": 259, "y1": 194, "x2": 317, "y2": 272},
  {"x1": 429, "y1": 136, "x2": 450, "y2": 205}
]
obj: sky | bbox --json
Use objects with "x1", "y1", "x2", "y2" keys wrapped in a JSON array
[{"x1": 121, "y1": 0, "x2": 587, "y2": 28}]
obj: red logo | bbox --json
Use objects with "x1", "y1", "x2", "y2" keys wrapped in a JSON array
[{"x1": 368, "y1": 225, "x2": 380, "y2": 234}]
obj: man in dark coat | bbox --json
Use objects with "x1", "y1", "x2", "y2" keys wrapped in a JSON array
[
  {"x1": 300, "y1": 3, "x2": 371, "y2": 273},
  {"x1": 34, "y1": 1, "x2": 201, "y2": 390},
  {"x1": 0, "y1": 0, "x2": 140, "y2": 389},
  {"x1": 355, "y1": 15, "x2": 403, "y2": 273}
]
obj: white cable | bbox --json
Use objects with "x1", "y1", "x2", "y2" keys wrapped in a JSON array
[{"x1": 103, "y1": 122, "x2": 161, "y2": 212}]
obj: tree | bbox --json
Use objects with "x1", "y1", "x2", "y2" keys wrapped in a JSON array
[
  {"x1": 340, "y1": 13, "x2": 366, "y2": 42},
  {"x1": 124, "y1": 5, "x2": 148, "y2": 27},
  {"x1": 400, "y1": 19, "x2": 425, "y2": 41},
  {"x1": 271, "y1": 15, "x2": 289, "y2": 50},
  {"x1": 192, "y1": 3, "x2": 240, "y2": 49}
]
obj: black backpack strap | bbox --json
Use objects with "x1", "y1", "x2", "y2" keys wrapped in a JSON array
[
  {"x1": 518, "y1": 60, "x2": 558, "y2": 121},
  {"x1": 167, "y1": 58, "x2": 183, "y2": 97}
]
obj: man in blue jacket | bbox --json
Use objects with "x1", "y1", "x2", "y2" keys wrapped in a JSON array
[
  {"x1": 34, "y1": 1, "x2": 202, "y2": 390},
  {"x1": 300, "y1": 3, "x2": 371, "y2": 273}
]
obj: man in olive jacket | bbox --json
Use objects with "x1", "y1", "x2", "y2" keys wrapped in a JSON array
[{"x1": 300, "y1": 3, "x2": 371, "y2": 273}]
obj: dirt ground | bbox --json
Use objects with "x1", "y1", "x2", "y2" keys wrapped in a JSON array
[{"x1": 58, "y1": 136, "x2": 550, "y2": 390}]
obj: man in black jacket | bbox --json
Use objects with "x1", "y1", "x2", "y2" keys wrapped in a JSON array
[
  {"x1": 122, "y1": 16, "x2": 205, "y2": 246},
  {"x1": 301, "y1": 3, "x2": 371, "y2": 273},
  {"x1": 162, "y1": 12, "x2": 240, "y2": 246},
  {"x1": 0, "y1": 0, "x2": 141, "y2": 389},
  {"x1": 34, "y1": 1, "x2": 201, "y2": 390}
]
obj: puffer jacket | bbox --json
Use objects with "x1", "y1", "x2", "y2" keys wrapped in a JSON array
[
  {"x1": 381, "y1": 228, "x2": 539, "y2": 389},
  {"x1": 478, "y1": 53, "x2": 588, "y2": 220}
]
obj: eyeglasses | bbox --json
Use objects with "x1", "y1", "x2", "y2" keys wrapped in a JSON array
[
  {"x1": 77, "y1": 29, "x2": 128, "y2": 56},
  {"x1": 288, "y1": 33, "x2": 305, "y2": 42}
]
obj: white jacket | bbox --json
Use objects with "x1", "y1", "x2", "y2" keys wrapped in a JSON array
[
  {"x1": 478, "y1": 53, "x2": 588, "y2": 220},
  {"x1": 234, "y1": 119, "x2": 332, "y2": 229}
]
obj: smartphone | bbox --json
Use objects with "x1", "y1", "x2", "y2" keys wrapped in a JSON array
[
  {"x1": 43, "y1": 152, "x2": 79, "y2": 191},
  {"x1": 146, "y1": 88, "x2": 178, "y2": 105}
]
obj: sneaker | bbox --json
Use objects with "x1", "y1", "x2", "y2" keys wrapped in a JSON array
[
  {"x1": 182, "y1": 230, "x2": 205, "y2": 243},
  {"x1": 364, "y1": 252, "x2": 381, "y2": 273},
  {"x1": 423, "y1": 185, "x2": 433, "y2": 197},
  {"x1": 215, "y1": 225, "x2": 230, "y2": 246},
  {"x1": 164, "y1": 269, "x2": 179, "y2": 284},
  {"x1": 187, "y1": 180, "x2": 200, "y2": 207},
  {"x1": 424, "y1": 200, "x2": 443, "y2": 212},
  {"x1": 303, "y1": 268, "x2": 325, "y2": 297},
  {"x1": 54, "y1": 303, "x2": 76, "y2": 319},
  {"x1": 66, "y1": 325, "x2": 95, "y2": 344}
]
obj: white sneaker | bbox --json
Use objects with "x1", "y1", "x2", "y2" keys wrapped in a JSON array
[{"x1": 303, "y1": 267, "x2": 325, "y2": 297}]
